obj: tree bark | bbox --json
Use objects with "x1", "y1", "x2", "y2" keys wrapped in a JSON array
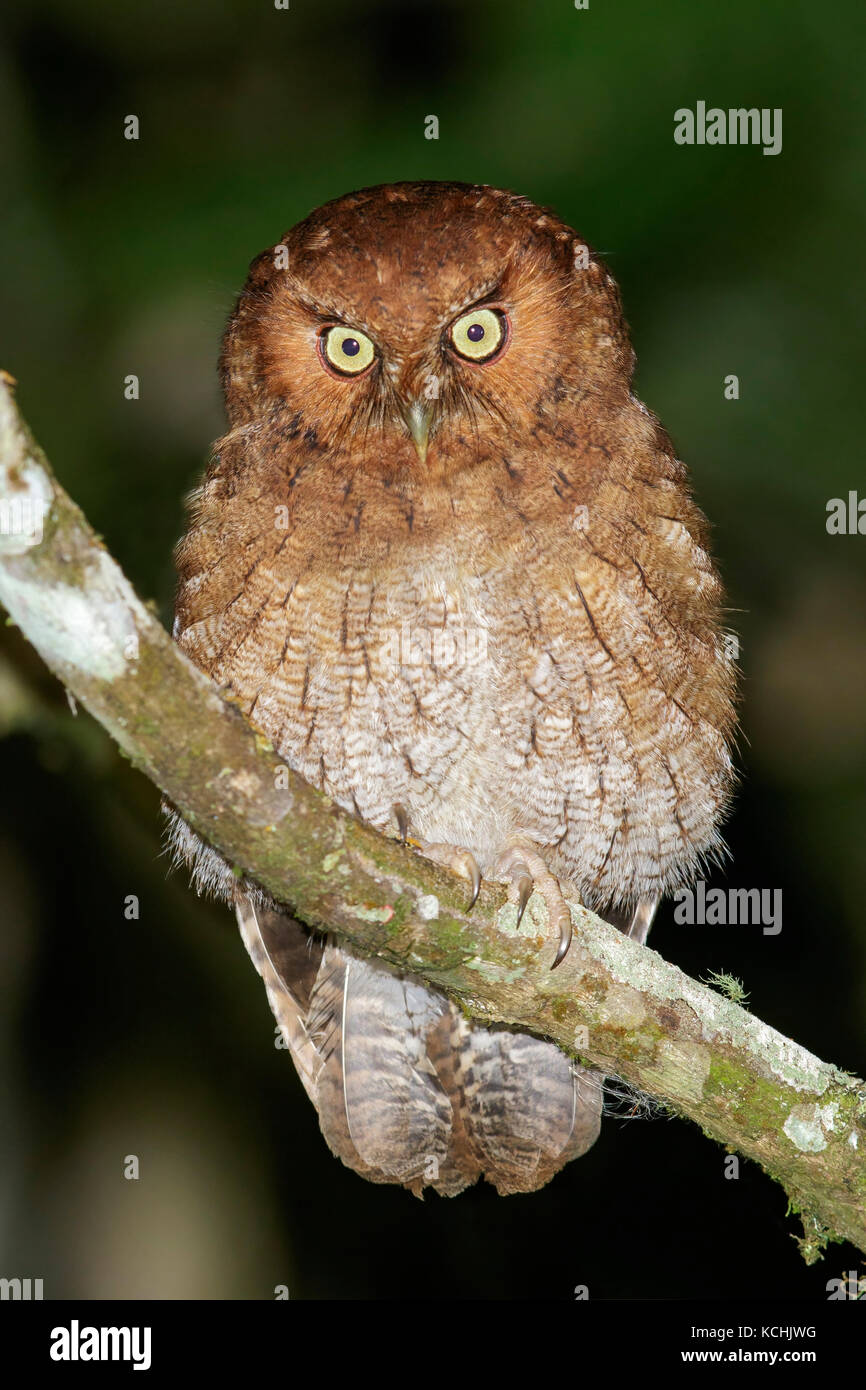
[{"x1": 0, "y1": 372, "x2": 863, "y2": 1260}]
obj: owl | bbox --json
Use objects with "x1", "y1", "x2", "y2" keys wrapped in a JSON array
[{"x1": 167, "y1": 181, "x2": 737, "y2": 1196}]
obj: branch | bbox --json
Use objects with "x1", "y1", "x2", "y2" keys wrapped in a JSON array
[{"x1": 0, "y1": 372, "x2": 863, "y2": 1259}]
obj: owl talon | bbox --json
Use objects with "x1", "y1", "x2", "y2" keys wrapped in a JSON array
[
  {"x1": 393, "y1": 802, "x2": 410, "y2": 843},
  {"x1": 515, "y1": 873, "x2": 533, "y2": 927},
  {"x1": 417, "y1": 840, "x2": 482, "y2": 911},
  {"x1": 466, "y1": 862, "x2": 482, "y2": 909},
  {"x1": 494, "y1": 840, "x2": 577, "y2": 969},
  {"x1": 551, "y1": 915, "x2": 573, "y2": 970}
]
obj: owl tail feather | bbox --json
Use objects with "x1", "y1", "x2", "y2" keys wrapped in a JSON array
[{"x1": 235, "y1": 896, "x2": 605, "y2": 1196}]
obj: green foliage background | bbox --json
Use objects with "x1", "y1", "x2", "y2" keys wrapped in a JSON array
[{"x1": 0, "y1": 0, "x2": 864, "y2": 1298}]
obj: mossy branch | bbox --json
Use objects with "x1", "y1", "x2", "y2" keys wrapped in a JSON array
[{"x1": 0, "y1": 373, "x2": 863, "y2": 1258}]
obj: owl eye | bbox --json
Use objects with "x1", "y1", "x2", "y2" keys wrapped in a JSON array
[
  {"x1": 449, "y1": 307, "x2": 508, "y2": 363},
  {"x1": 319, "y1": 325, "x2": 376, "y2": 377}
]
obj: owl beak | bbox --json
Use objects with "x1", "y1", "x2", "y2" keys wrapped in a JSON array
[{"x1": 401, "y1": 400, "x2": 433, "y2": 464}]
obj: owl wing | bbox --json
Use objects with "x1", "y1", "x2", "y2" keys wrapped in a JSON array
[{"x1": 235, "y1": 895, "x2": 609, "y2": 1195}]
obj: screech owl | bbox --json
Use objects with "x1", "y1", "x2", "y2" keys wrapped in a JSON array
[{"x1": 167, "y1": 181, "x2": 737, "y2": 1196}]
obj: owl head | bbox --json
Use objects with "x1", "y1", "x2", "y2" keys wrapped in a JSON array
[{"x1": 219, "y1": 182, "x2": 635, "y2": 483}]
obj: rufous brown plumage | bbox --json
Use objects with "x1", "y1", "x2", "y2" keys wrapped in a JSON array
[{"x1": 168, "y1": 181, "x2": 737, "y2": 1195}]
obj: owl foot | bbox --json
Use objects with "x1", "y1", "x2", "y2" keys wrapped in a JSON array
[
  {"x1": 392, "y1": 805, "x2": 482, "y2": 910},
  {"x1": 493, "y1": 841, "x2": 576, "y2": 970},
  {"x1": 418, "y1": 841, "x2": 482, "y2": 909}
]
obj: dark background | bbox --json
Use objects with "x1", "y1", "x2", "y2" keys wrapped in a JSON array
[{"x1": 0, "y1": 0, "x2": 864, "y2": 1299}]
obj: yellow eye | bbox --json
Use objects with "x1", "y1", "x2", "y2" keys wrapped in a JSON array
[
  {"x1": 449, "y1": 307, "x2": 507, "y2": 362},
  {"x1": 320, "y1": 325, "x2": 376, "y2": 376}
]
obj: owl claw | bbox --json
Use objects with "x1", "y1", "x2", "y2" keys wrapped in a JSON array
[
  {"x1": 494, "y1": 841, "x2": 577, "y2": 969},
  {"x1": 393, "y1": 802, "x2": 410, "y2": 843},
  {"x1": 416, "y1": 839, "x2": 482, "y2": 911},
  {"x1": 551, "y1": 915, "x2": 573, "y2": 970},
  {"x1": 466, "y1": 859, "x2": 482, "y2": 909},
  {"x1": 515, "y1": 874, "x2": 533, "y2": 927}
]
